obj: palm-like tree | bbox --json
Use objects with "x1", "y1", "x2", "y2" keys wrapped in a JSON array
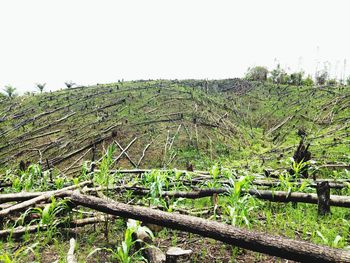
[
  {"x1": 36, "y1": 83, "x2": 46, "y2": 93},
  {"x1": 3, "y1": 85, "x2": 16, "y2": 98},
  {"x1": 64, "y1": 81, "x2": 76, "y2": 89}
]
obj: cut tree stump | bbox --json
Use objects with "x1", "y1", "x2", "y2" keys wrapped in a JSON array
[
  {"x1": 317, "y1": 181, "x2": 331, "y2": 215},
  {"x1": 70, "y1": 192, "x2": 350, "y2": 263},
  {"x1": 165, "y1": 247, "x2": 192, "y2": 263},
  {"x1": 289, "y1": 139, "x2": 311, "y2": 178}
]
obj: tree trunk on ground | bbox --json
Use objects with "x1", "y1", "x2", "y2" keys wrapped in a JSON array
[
  {"x1": 0, "y1": 181, "x2": 91, "y2": 217},
  {"x1": 0, "y1": 216, "x2": 109, "y2": 239},
  {"x1": 70, "y1": 192, "x2": 350, "y2": 263},
  {"x1": 5, "y1": 185, "x2": 350, "y2": 208}
]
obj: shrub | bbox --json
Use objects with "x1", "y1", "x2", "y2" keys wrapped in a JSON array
[
  {"x1": 326, "y1": 79, "x2": 337, "y2": 86},
  {"x1": 245, "y1": 66, "x2": 268, "y2": 81},
  {"x1": 289, "y1": 71, "x2": 304, "y2": 86},
  {"x1": 346, "y1": 76, "x2": 350, "y2": 86},
  {"x1": 270, "y1": 64, "x2": 289, "y2": 84},
  {"x1": 315, "y1": 70, "x2": 328, "y2": 85},
  {"x1": 303, "y1": 75, "x2": 314, "y2": 86}
]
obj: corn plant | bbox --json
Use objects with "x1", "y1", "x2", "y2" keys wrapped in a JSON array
[
  {"x1": 87, "y1": 220, "x2": 152, "y2": 262},
  {"x1": 0, "y1": 242, "x2": 39, "y2": 262},
  {"x1": 224, "y1": 176, "x2": 260, "y2": 228},
  {"x1": 16, "y1": 197, "x2": 69, "y2": 240},
  {"x1": 12, "y1": 164, "x2": 51, "y2": 192},
  {"x1": 94, "y1": 144, "x2": 116, "y2": 186},
  {"x1": 114, "y1": 220, "x2": 152, "y2": 263},
  {"x1": 206, "y1": 163, "x2": 222, "y2": 188},
  {"x1": 316, "y1": 230, "x2": 344, "y2": 248},
  {"x1": 278, "y1": 171, "x2": 310, "y2": 193}
]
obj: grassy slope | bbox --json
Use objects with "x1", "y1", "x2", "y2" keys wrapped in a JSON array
[
  {"x1": 1, "y1": 80, "x2": 350, "y2": 262},
  {"x1": 1, "y1": 80, "x2": 349, "y2": 173}
]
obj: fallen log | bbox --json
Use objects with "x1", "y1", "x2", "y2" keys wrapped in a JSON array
[
  {"x1": 49, "y1": 136, "x2": 105, "y2": 166},
  {"x1": 0, "y1": 181, "x2": 91, "y2": 217},
  {"x1": 6, "y1": 184, "x2": 350, "y2": 209},
  {"x1": 0, "y1": 215, "x2": 109, "y2": 238},
  {"x1": 70, "y1": 192, "x2": 350, "y2": 262},
  {"x1": 121, "y1": 186, "x2": 350, "y2": 208}
]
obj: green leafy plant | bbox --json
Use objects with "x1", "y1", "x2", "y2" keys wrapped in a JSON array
[
  {"x1": 224, "y1": 176, "x2": 259, "y2": 227},
  {"x1": 87, "y1": 220, "x2": 152, "y2": 262},
  {"x1": 94, "y1": 144, "x2": 116, "y2": 186},
  {"x1": 2, "y1": 85, "x2": 16, "y2": 98}
]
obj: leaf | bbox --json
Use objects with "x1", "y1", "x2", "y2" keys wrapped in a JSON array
[
  {"x1": 316, "y1": 230, "x2": 328, "y2": 244},
  {"x1": 333, "y1": 235, "x2": 342, "y2": 247}
]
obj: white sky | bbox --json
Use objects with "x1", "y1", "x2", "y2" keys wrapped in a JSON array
[{"x1": 0, "y1": 0, "x2": 349, "y2": 94}]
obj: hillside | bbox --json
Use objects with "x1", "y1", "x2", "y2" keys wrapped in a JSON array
[
  {"x1": 1, "y1": 80, "x2": 350, "y2": 262},
  {"x1": 1, "y1": 79, "x2": 349, "y2": 174}
]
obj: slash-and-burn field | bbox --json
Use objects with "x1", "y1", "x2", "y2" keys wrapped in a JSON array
[{"x1": 1, "y1": 79, "x2": 350, "y2": 262}]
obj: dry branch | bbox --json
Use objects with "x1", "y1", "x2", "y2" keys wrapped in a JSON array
[
  {"x1": 114, "y1": 140, "x2": 137, "y2": 167},
  {"x1": 67, "y1": 238, "x2": 77, "y2": 263},
  {"x1": 0, "y1": 181, "x2": 91, "y2": 217}
]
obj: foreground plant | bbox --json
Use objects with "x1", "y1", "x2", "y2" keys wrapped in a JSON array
[
  {"x1": 87, "y1": 220, "x2": 152, "y2": 262},
  {"x1": 224, "y1": 176, "x2": 260, "y2": 228}
]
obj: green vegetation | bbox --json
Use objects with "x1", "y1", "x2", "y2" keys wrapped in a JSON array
[
  {"x1": 2, "y1": 85, "x2": 16, "y2": 98},
  {"x1": 0, "y1": 78, "x2": 350, "y2": 262},
  {"x1": 245, "y1": 66, "x2": 268, "y2": 81},
  {"x1": 35, "y1": 83, "x2": 46, "y2": 94}
]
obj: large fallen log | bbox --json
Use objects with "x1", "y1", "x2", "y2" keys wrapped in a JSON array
[
  {"x1": 247, "y1": 189, "x2": 350, "y2": 207},
  {"x1": 70, "y1": 192, "x2": 350, "y2": 262},
  {"x1": 124, "y1": 187, "x2": 350, "y2": 208}
]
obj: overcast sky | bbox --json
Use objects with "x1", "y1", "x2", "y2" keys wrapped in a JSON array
[{"x1": 0, "y1": 0, "x2": 349, "y2": 94}]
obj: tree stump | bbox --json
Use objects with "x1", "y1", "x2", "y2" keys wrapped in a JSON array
[
  {"x1": 317, "y1": 181, "x2": 331, "y2": 215},
  {"x1": 289, "y1": 139, "x2": 311, "y2": 178},
  {"x1": 165, "y1": 247, "x2": 192, "y2": 263}
]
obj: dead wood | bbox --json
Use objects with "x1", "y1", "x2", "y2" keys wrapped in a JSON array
[
  {"x1": 70, "y1": 192, "x2": 350, "y2": 262},
  {"x1": 317, "y1": 181, "x2": 331, "y2": 215},
  {"x1": 0, "y1": 181, "x2": 91, "y2": 217},
  {"x1": 0, "y1": 215, "x2": 108, "y2": 239},
  {"x1": 114, "y1": 140, "x2": 137, "y2": 167},
  {"x1": 113, "y1": 137, "x2": 138, "y2": 165},
  {"x1": 166, "y1": 247, "x2": 192, "y2": 263},
  {"x1": 67, "y1": 238, "x2": 77, "y2": 263}
]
